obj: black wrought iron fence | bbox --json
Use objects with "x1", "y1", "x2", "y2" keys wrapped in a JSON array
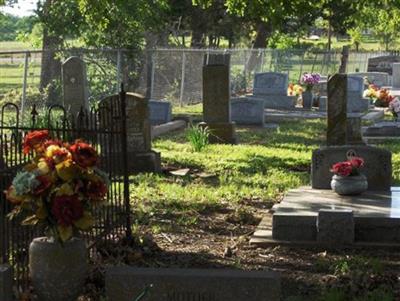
[{"x1": 0, "y1": 88, "x2": 131, "y2": 290}]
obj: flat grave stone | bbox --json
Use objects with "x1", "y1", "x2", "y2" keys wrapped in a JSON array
[
  {"x1": 253, "y1": 187, "x2": 400, "y2": 246},
  {"x1": 367, "y1": 55, "x2": 400, "y2": 75},
  {"x1": 230, "y1": 97, "x2": 264, "y2": 125},
  {"x1": 106, "y1": 267, "x2": 281, "y2": 301},
  {"x1": 62, "y1": 56, "x2": 89, "y2": 117},
  {"x1": 363, "y1": 121, "x2": 400, "y2": 137},
  {"x1": 0, "y1": 265, "x2": 13, "y2": 301},
  {"x1": 149, "y1": 100, "x2": 172, "y2": 125}
]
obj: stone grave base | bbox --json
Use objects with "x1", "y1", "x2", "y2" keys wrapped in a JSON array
[
  {"x1": 363, "y1": 121, "x2": 400, "y2": 137},
  {"x1": 101, "y1": 151, "x2": 161, "y2": 174},
  {"x1": 264, "y1": 108, "x2": 384, "y2": 123},
  {"x1": 249, "y1": 95, "x2": 296, "y2": 110},
  {"x1": 151, "y1": 119, "x2": 187, "y2": 139},
  {"x1": 199, "y1": 122, "x2": 237, "y2": 144},
  {"x1": 250, "y1": 187, "x2": 400, "y2": 248}
]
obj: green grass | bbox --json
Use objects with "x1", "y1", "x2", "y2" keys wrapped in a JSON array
[{"x1": 0, "y1": 41, "x2": 33, "y2": 51}]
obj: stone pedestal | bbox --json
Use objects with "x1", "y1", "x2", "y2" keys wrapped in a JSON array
[
  {"x1": 199, "y1": 122, "x2": 237, "y2": 144},
  {"x1": 317, "y1": 209, "x2": 354, "y2": 244},
  {"x1": 393, "y1": 63, "x2": 400, "y2": 88},
  {"x1": 0, "y1": 265, "x2": 13, "y2": 301}
]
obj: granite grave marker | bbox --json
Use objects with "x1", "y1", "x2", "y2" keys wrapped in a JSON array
[
  {"x1": 149, "y1": 100, "x2": 172, "y2": 125},
  {"x1": 201, "y1": 54, "x2": 237, "y2": 144},
  {"x1": 367, "y1": 55, "x2": 400, "y2": 75},
  {"x1": 230, "y1": 97, "x2": 265, "y2": 125}
]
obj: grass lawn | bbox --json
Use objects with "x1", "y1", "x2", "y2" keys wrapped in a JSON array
[{"x1": 89, "y1": 108, "x2": 400, "y2": 301}]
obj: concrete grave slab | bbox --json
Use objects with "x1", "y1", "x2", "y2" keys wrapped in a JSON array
[{"x1": 106, "y1": 267, "x2": 281, "y2": 301}]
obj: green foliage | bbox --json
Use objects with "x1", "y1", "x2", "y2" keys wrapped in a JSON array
[
  {"x1": 186, "y1": 124, "x2": 209, "y2": 152},
  {"x1": 0, "y1": 13, "x2": 37, "y2": 41},
  {"x1": 17, "y1": 22, "x2": 44, "y2": 48},
  {"x1": 268, "y1": 32, "x2": 297, "y2": 49}
]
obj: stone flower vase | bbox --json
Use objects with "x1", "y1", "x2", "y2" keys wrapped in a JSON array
[
  {"x1": 29, "y1": 237, "x2": 88, "y2": 301},
  {"x1": 302, "y1": 90, "x2": 313, "y2": 109},
  {"x1": 331, "y1": 174, "x2": 368, "y2": 196}
]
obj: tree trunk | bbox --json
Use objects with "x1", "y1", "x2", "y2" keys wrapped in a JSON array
[
  {"x1": 245, "y1": 22, "x2": 271, "y2": 72},
  {"x1": 191, "y1": 29, "x2": 205, "y2": 48}
]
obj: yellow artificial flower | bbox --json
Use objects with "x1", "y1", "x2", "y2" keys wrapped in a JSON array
[
  {"x1": 56, "y1": 182, "x2": 75, "y2": 196},
  {"x1": 56, "y1": 159, "x2": 76, "y2": 181}
]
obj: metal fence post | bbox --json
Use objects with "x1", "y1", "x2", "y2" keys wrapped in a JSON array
[
  {"x1": 21, "y1": 52, "x2": 29, "y2": 116},
  {"x1": 179, "y1": 51, "x2": 186, "y2": 107}
]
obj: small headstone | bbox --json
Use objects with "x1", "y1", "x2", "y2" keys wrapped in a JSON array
[
  {"x1": 149, "y1": 100, "x2": 172, "y2": 125},
  {"x1": 249, "y1": 72, "x2": 296, "y2": 109},
  {"x1": 202, "y1": 54, "x2": 237, "y2": 144},
  {"x1": 0, "y1": 265, "x2": 13, "y2": 301},
  {"x1": 253, "y1": 72, "x2": 288, "y2": 96},
  {"x1": 392, "y1": 63, "x2": 400, "y2": 88},
  {"x1": 312, "y1": 145, "x2": 392, "y2": 191},
  {"x1": 367, "y1": 55, "x2": 400, "y2": 75},
  {"x1": 363, "y1": 121, "x2": 400, "y2": 137},
  {"x1": 317, "y1": 209, "x2": 354, "y2": 244},
  {"x1": 106, "y1": 267, "x2": 281, "y2": 301},
  {"x1": 62, "y1": 57, "x2": 89, "y2": 117},
  {"x1": 230, "y1": 98, "x2": 265, "y2": 125},
  {"x1": 99, "y1": 93, "x2": 161, "y2": 173}
]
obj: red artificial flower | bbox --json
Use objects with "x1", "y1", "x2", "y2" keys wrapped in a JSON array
[
  {"x1": 43, "y1": 139, "x2": 63, "y2": 149},
  {"x1": 87, "y1": 180, "x2": 108, "y2": 201},
  {"x1": 331, "y1": 161, "x2": 353, "y2": 177},
  {"x1": 69, "y1": 141, "x2": 98, "y2": 168},
  {"x1": 51, "y1": 195, "x2": 84, "y2": 227},
  {"x1": 23, "y1": 130, "x2": 50, "y2": 154},
  {"x1": 4, "y1": 186, "x2": 23, "y2": 204},
  {"x1": 32, "y1": 176, "x2": 52, "y2": 196},
  {"x1": 350, "y1": 157, "x2": 364, "y2": 169}
]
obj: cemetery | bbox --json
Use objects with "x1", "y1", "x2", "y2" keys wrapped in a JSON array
[{"x1": 1, "y1": 1, "x2": 400, "y2": 301}]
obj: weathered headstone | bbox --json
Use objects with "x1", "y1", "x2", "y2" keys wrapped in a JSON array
[
  {"x1": 327, "y1": 74, "x2": 347, "y2": 146},
  {"x1": 149, "y1": 100, "x2": 172, "y2": 125},
  {"x1": 62, "y1": 57, "x2": 89, "y2": 117},
  {"x1": 317, "y1": 209, "x2": 354, "y2": 244},
  {"x1": 364, "y1": 121, "x2": 400, "y2": 137},
  {"x1": 99, "y1": 93, "x2": 161, "y2": 173},
  {"x1": 0, "y1": 265, "x2": 13, "y2": 301},
  {"x1": 392, "y1": 63, "x2": 400, "y2": 88},
  {"x1": 367, "y1": 55, "x2": 400, "y2": 75},
  {"x1": 347, "y1": 76, "x2": 369, "y2": 113},
  {"x1": 348, "y1": 72, "x2": 390, "y2": 87},
  {"x1": 230, "y1": 98, "x2": 265, "y2": 125},
  {"x1": 201, "y1": 54, "x2": 237, "y2": 144},
  {"x1": 249, "y1": 72, "x2": 296, "y2": 109},
  {"x1": 106, "y1": 267, "x2": 281, "y2": 301}
]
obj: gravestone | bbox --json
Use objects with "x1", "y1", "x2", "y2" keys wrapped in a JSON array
[
  {"x1": 106, "y1": 267, "x2": 281, "y2": 301},
  {"x1": 348, "y1": 72, "x2": 389, "y2": 87},
  {"x1": 312, "y1": 74, "x2": 392, "y2": 191},
  {"x1": 317, "y1": 209, "x2": 354, "y2": 244},
  {"x1": 62, "y1": 57, "x2": 89, "y2": 117},
  {"x1": 201, "y1": 54, "x2": 237, "y2": 144},
  {"x1": 367, "y1": 55, "x2": 400, "y2": 75},
  {"x1": 364, "y1": 121, "x2": 400, "y2": 137},
  {"x1": 230, "y1": 98, "x2": 265, "y2": 125},
  {"x1": 249, "y1": 72, "x2": 296, "y2": 109},
  {"x1": 99, "y1": 93, "x2": 161, "y2": 173},
  {"x1": 392, "y1": 63, "x2": 400, "y2": 88},
  {"x1": 0, "y1": 265, "x2": 13, "y2": 301},
  {"x1": 149, "y1": 100, "x2": 172, "y2": 125},
  {"x1": 347, "y1": 76, "x2": 369, "y2": 113}
]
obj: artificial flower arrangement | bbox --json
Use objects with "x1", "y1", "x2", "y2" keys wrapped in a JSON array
[
  {"x1": 5, "y1": 130, "x2": 109, "y2": 242},
  {"x1": 363, "y1": 84, "x2": 395, "y2": 107},
  {"x1": 330, "y1": 157, "x2": 364, "y2": 177},
  {"x1": 389, "y1": 97, "x2": 400, "y2": 121},
  {"x1": 300, "y1": 72, "x2": 321, "y2": 91},
  {"x1": 287, "y1": 83, "x2": 304, "y2": 96}
]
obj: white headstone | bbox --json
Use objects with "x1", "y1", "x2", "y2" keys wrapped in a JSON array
[{"x1": 253, "y1": 72, "x2": 288, "y2": 96}]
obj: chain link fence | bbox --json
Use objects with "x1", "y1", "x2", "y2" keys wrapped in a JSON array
[{"x1": 0, "y1": 48, "x2": 391, "y2": 110}]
